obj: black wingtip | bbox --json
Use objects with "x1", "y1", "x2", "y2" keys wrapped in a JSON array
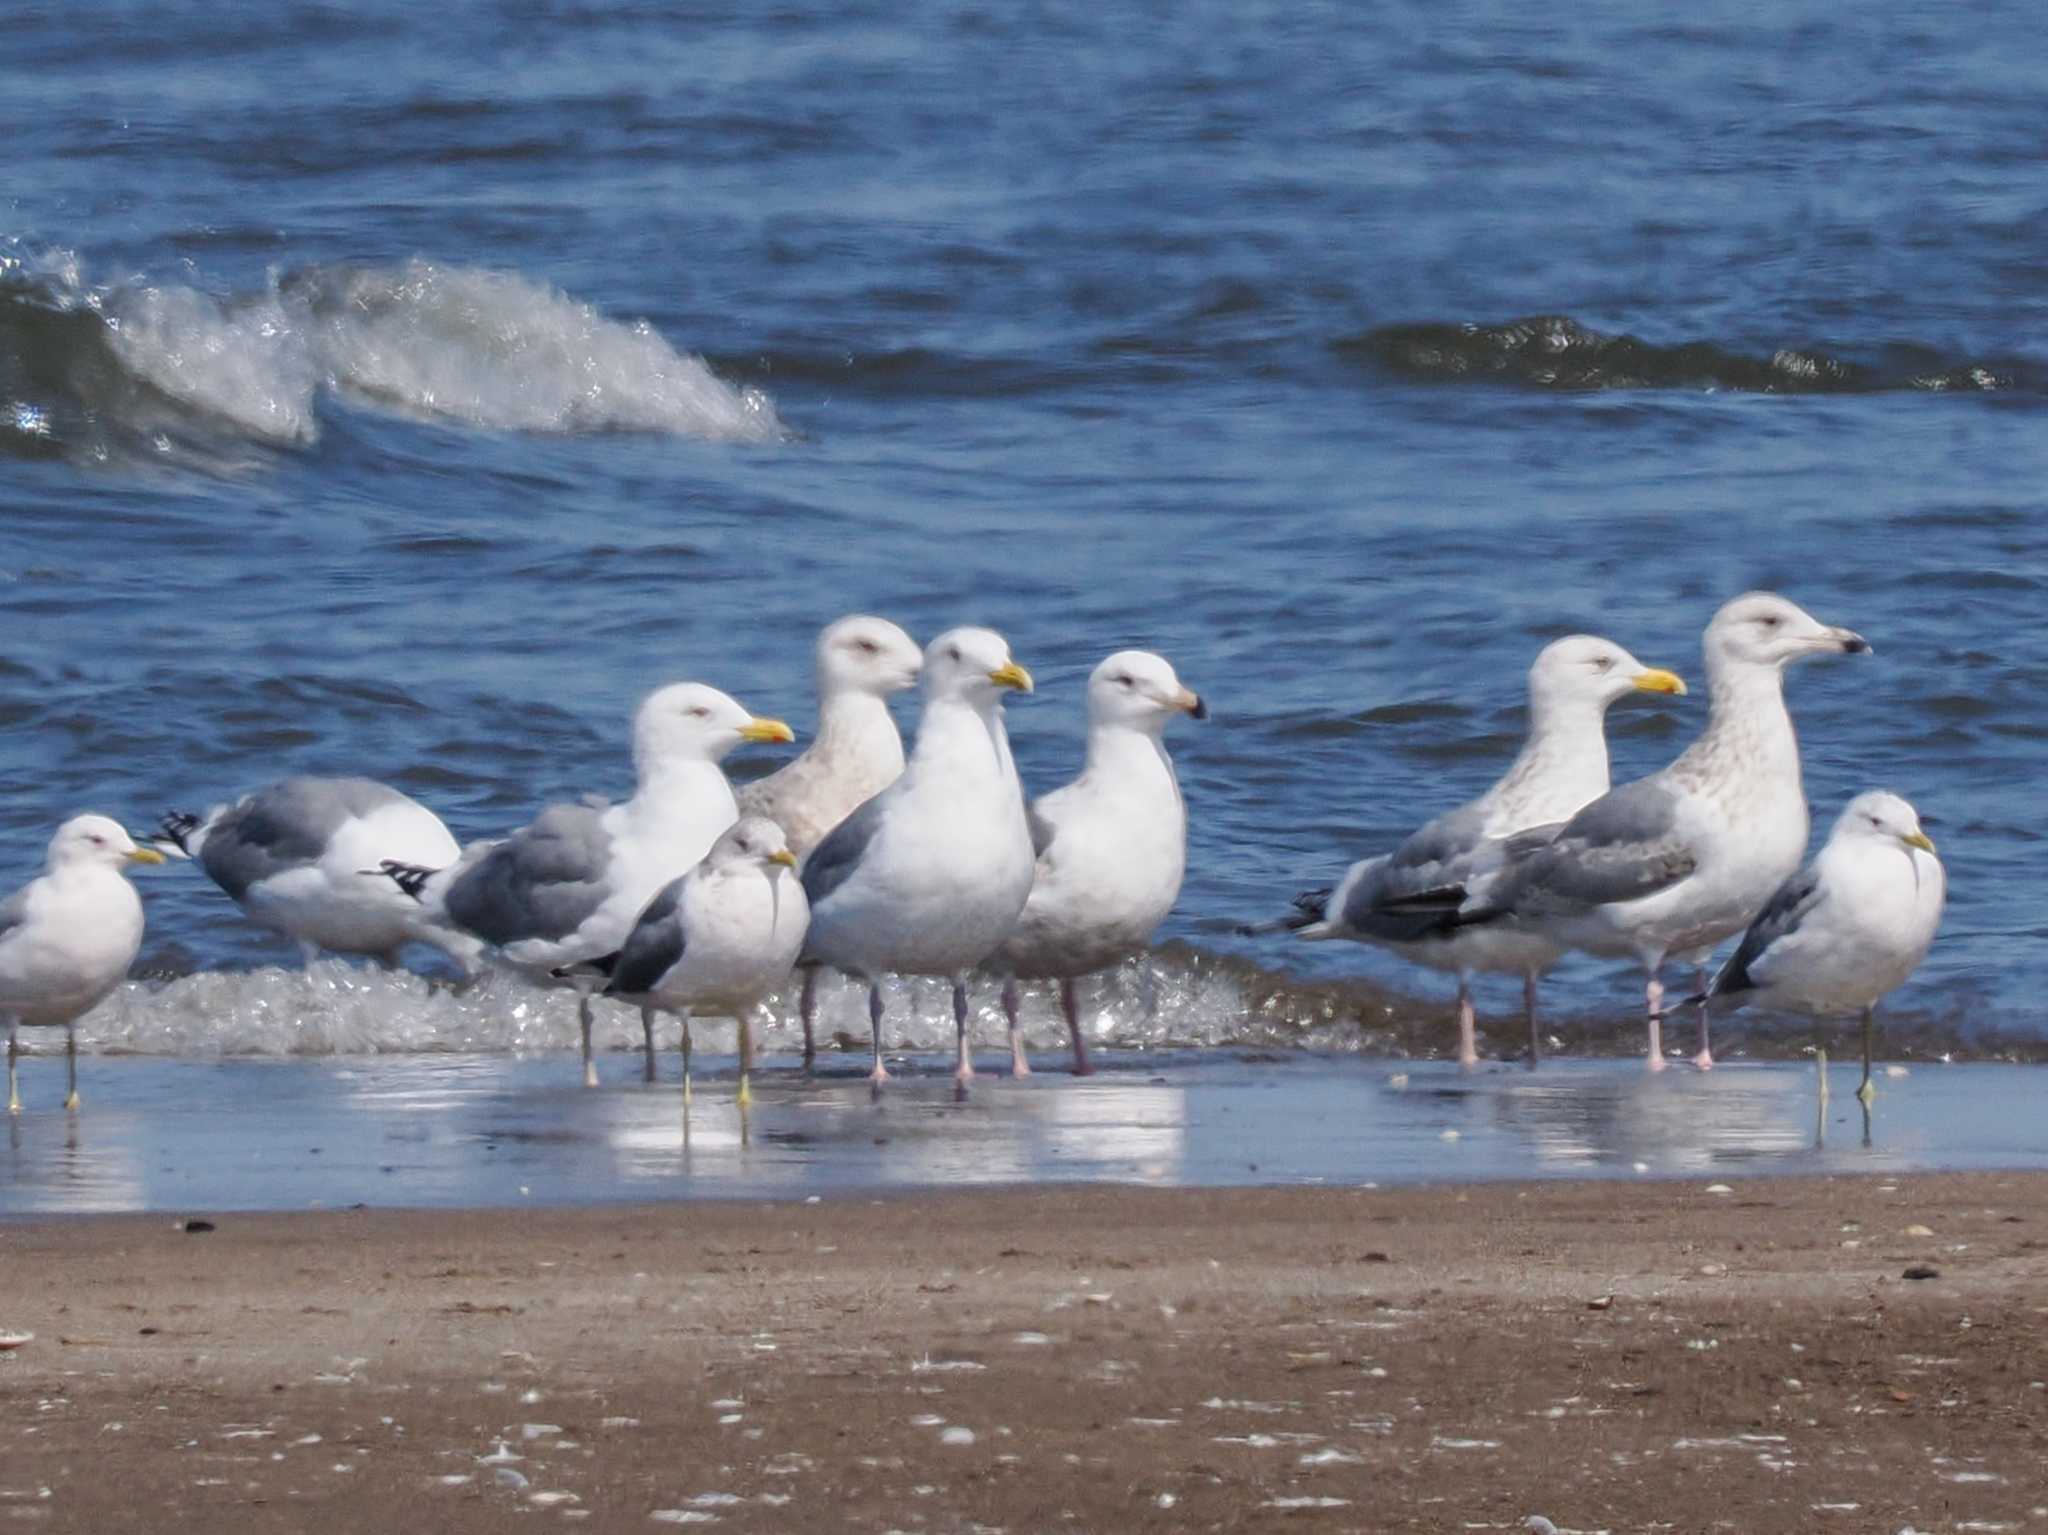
[
  {"x1": 158, "y1": 810, "x2": 200, "y2": 855},
  {"x1": 365, "y1": 859, "x2": 438, "y2": 902}
]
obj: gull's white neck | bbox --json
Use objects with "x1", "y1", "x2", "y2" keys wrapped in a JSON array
[
  {"x1": 628, "y1": 752, "x2": 739, "y2": 832},
  {"x1": 1487, "y1": 693, "x2": 1612, "y2": 821},
  {"x1": 1080, "y1": 720, "x2": 1182, "y2": 808},
  {"x1": 909, "y1": 694, "x2": 1017, "y2": 795}
]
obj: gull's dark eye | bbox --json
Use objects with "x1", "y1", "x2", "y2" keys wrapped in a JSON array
[
  {"x1": 947, "y1": 646, "x2": 960, "y2": 661},
  {"x1": 1759, "y1": 614, "x2": 1781, "y2": 628},
  {"x1": 1113, "y1": 674, "x2": 1134, "y2": 688},
  {"x1": 1593, "y1": 655, "x2": 1614, "y2": 672},
  {"x1": 854, "y1": 638, "x2": 879, "y2": 654},
  {"x1": 688, "y1": 705, "x2": 711, "y2": 719}
]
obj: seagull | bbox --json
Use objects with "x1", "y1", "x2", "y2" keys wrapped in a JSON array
[
  {"x1": 993, "y1": 650, "x2": 1205, "y2": 1076},
  {"x1": 1, "y1": 815, "x2": 165, "y2": 1114},
  {"x1": 800, "y1": 627, "x2": 1036, "y2": 1095},
  {"x1": 735, "y1": 614, "x2": 921, "y2": 1068},
  {"x1": 1447, "y1": 593, "x2": 1869, "y2": 1071},
  {"x1": 378, "y1": 682, "x2": 792, "y2": 1086},
  {"x1": 567, "y1": 816, "x2": 807, "y2": 1106},
  {"x1": 1696, "y1": 791, "x2": 1943, "y2": 1103},
  {"x1": 156, "y1": 776, "x2": 465, "y2": 970},
  {"x1": 1250, "y1": 634, "x2": 1686, "y2": 1067}
]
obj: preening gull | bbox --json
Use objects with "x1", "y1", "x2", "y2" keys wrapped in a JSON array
[
  {"x1": 1697, "y1": 791, "x2": 1942, "y2": 1102},
  {"x1": 800, "y1": 627, "x2": 1036, "y2": 1094},
  {"x1": 568, "y1": 816, "x2": 807, "y2": 1105},
  {"x1": 1, "y1": 815, "x2": 164, "y2": 1113},
  {"x1": 1252, "y1": 635, "x2": 1685, "y2": 1067},
  {"x1": 380, "y1": 682, "x2": 792, "y2": 1085},
  {"x1": 1449, "y1": 593, "x2": 1869, "y2": 1070},
  {"x1": 158, "y1": 776, "x2": 464, "y2": 969},
  {"x1": 735, "y1": 614, "x2": 920, "y2": 1068},
  {"x1": 993, "y1": 650, "x2": 1205, "y2": 1076}
]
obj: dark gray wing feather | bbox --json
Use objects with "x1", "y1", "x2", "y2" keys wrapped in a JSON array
[
  {"x1": 1472, "y1": 779, "x2": 1696, "y2": 920},
  {"x1": 1336, "y1": 804, "x2": 1501, "y2": 938},
  {"x1": 603, "y1": 877, "x2": 689, "y2": 997},
  {"x1": 800, "y1": 792, "x2": 888, "y2": 911},
  {"x1": 1709, "y1": 865, "x2": 1824, "y2": 998},
  {"x1": 195, "y1": 777, "x2": 408, "y2": 901},
  {"x1": 443, "y1": 802, "x2": 613, "y2": 946},
  {"x1": 0, "y1": 885, "x2": 31, "y2": 945}
]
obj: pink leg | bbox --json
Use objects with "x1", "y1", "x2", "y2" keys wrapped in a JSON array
[
  {"x1": 867, "y1": 982, "x2": 889, "y2": 1095},
  {"x1": 1455, "y1": 977, "x2": 1479, "y2": 1069},
  {"x1": 1644, "y1": 974, "x2": 1667, "y2": 1072},
  {"x1": 1063, "y1": 977, "x2": 1094, "y2": 1077},
  {"x1": 1002, "y1": 978, "x2": 1032, "y2": 1077},
  {"x1": 952, "y1": 980, "x2": 976, "y2": 1097}
]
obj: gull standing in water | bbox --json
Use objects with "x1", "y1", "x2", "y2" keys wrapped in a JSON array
[
  {"x1": 157, "y1": 776, "x2": 465, "y2": 970},
  {"x1": 993, "y1": 650, "x2": 1205, "y2": 1076},
  {"x1": 1, "y1": 815, "x2": 164, "y2": 1114},
  {"x1": 378, "y1": 682, "x2": 792, "y2": 1085},
  {"x1": 568, "y1": 816, "x2": 808, "y2": 1107},
  {"x1": 1250, "y1": 635, "x2": 1686, "y2": 1067},
  {"x1": 1696, "y1": 791, "x2": 1943, "y2": 1102},
  {"x1": 800, "y1": 627, "x2": 1036, "y2": 1096},
  {"x1": 735, "y1": 615, "x2": 921, "y2": 1068},
  {"x1": 1447, "y1": 593, "x2": 1869, "y2": 1070}
]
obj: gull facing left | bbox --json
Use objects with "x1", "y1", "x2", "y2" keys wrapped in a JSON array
[{"x1": 1, "y1": 815, "x2": 165, "y2": 1114}]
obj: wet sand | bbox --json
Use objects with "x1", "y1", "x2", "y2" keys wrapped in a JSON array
[{"x1": 3, "y1": 1172, "x2": 2045, "y2": 1532}]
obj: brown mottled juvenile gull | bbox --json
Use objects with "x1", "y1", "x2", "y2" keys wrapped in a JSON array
[{"x1": 735, "y1": 614, "x2": 920, "y2": 1067}]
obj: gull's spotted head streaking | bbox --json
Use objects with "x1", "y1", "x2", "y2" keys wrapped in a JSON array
[
  {"x1": 48, "y1": 814, "x2": 166, "y2": 874},
  {"x1": 632, "y1": 681, "x2": 794, "y2": 775},
  {"x1": 1087, "y1": 649, "x2": 1206, "y2": 732},
  {"x1": 818, "y1": 614, "x2": 922, "y2": 701},
  {"x1": 923, "y1": 626, "x2": 1033, "y2": 705},
  {"x1": 1703, "y1": 591, "x2": 1869, "y2": 678},
  {"x1": 1528, "y1": 633, "x2": 1686, "y2": 714},
  {"x1": 1831, "y1": 790, "x2": 1937, "y2": 858}
]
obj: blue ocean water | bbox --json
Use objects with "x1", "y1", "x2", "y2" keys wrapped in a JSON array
[{"x1": 4, "y1": 0, "x2": 2044, "y2": 1066}]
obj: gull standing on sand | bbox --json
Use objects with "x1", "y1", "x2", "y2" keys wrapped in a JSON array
[
  {"x1": 1446, "y1": 593, "x2": 1869, "y2": 1070},
  {"x1": 1696, "y1": 791, "x2": 1943, "y2": 1103},
  {"x1": 379, "y1": 683, "x2": 793, "y2": 1085},
  {"x1": 993, "y1": 650, "x2": 1205, "y2": 1076},
  {"x1": 1, "y1": 815, "x2": 165, "y2": 1113},
  {"x1": 735, "y1": 615, "x2": 921, "y2": 1067},
  {"x1": 1253, "y1": 635, "x2": 1686, "y2": 1067},
  {"x1": 800, "y1": 627, "x2": 1036, "y2": 1094},
  {"x1": 157, "y1": 776, "x2": 464, "y2": 970},
  {"x1": 569, "y1": 816, "x2": 808, "y2": 1105}
]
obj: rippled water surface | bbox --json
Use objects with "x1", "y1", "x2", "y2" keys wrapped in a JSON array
[{"x1": 4, "y1": 0, "x2": 2045, "y2": 1082}]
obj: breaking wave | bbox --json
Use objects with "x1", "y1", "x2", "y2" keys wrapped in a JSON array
[
  {"x1": 1339, "y1": 314, "x2": 2038, "y2": 394},
  {"x1": 0, "y1": 243, "x2": 781, "y2": 470}
]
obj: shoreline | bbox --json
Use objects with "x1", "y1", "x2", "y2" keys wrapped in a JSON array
[{"x1": 3, "y1": 1172, "x2": 2044, "y2": 1531}]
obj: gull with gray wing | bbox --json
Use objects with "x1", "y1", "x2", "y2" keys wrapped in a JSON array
[
  {"x1": 1251, "y1": 634, "x2": 1686, "y2": 1067},
  {"x1": 993, "y1": 650, "x2": 1205, "y2": 1076},
  {"x1": 801, "y1": 627, "x2": 1037, "y2": 1095},
  {"x1": 1448, "y1": 593, "x2": 1869, "y2": 1070}
]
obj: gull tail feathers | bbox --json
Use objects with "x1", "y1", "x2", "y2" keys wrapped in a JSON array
[
  {"x1": 364, "y1": 859, "x2": 440, "y2": 902},
  {"x1": 154, "y1": 809, "x2": 202, "y2": 859},
  {"x1": 1237, "y1": 887, "x2": 1332, "y2": 938},
  {"x1": 551, "y1": 952, "x2": 620, "y2": 983}
]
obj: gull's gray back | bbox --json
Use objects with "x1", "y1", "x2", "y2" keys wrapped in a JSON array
[
  {"x1": 202, "y1": 776, "x2": 411, "y2": 900},
  {"x1": 1485, "y1": 778, "x2": 1697, "y2": 917},
  {"x1": 444, "y1": 802, "x2": 614, "y2": 946}
]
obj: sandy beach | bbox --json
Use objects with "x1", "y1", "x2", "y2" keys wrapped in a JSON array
[{"x1": 3, "y1": 1171, "x2": 2044, "y2": 1531}]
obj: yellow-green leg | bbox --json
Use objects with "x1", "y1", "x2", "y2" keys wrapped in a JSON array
[
  {"x1": 578, "y1": 993, "x2": 599, "y2": 1089},
  {"x1": 7, "y1": 1018, "x2": 19, "y2": 1116},
  {"x1": 736, "y1": 1011, "x2": 753, "y2": 1111},
  {"x1": 1856, "y1": 1005, "x2": 1878, "y2": 1106},
  {"x1": 680, "y1": 1008, "x2": 694, "y2": 1107},
  {"x1": 64, "y1": 1023, "x2": 79, "y2": 1113}
]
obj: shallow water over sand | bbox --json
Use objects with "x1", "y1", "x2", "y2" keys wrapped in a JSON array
[{"x1": 5, "y1": 1053, "x2": 2040, "y2": 1216}]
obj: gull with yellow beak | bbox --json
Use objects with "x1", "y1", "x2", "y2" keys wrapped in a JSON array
[
  {"x1": 1, "y1": 814, "x2": 165, "y2": 1114},
  {"x1": 565, "y1": 816, "x2": 810, "y2": 1108},
  {"x1": 801, "y1": 627, "x2": 1039, "y2": 1096},
  {"x1": 375, "y1": 681, "x2": 794, "y2": 1086},
  {"x1": 993, "y1": 650, "x2": 1207, "y2": 1076},
  {"x1": 1694, "y1": 791, "x2": 1943, "y2": 1104},
  {"x1": 1248, "y1": 634, "x2": 1687, "y2": 1068}
]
